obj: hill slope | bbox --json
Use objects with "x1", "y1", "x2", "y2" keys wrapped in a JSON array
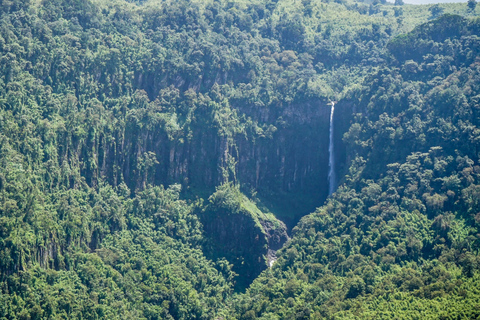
[
  {"x1": 227, "y1": 13, "x2": 480, "y2": 319},
  {"x1": 0, "y1": 0, "x2": 479, "y2": 319}
]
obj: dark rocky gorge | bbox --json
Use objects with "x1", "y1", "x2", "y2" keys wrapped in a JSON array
[{"x1": 76, "y1": 92, "x2": 352, "y2": 288}]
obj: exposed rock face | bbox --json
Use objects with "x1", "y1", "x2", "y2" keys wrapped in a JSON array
[
  {"x1": 332, "y1": 100, "x2": 357, "y2": 182},
  {"x1": 235, "y1": 100, "x2": 332, "y2": 224},
  {"x1": 79, "y1": 97, "x2": 333, "y2": 218},
  {"x1": 201, "y1": 185, "x2": 289, "y2": 290},
  {"x1": 72, "y1": 97, "x2": 354, "y2": 289},
  {"x1": 261, "y1": 218, "x2": 289, "y2": 251},
  {"x1": 262, "y1": 218, "x2": 289, "y2": 268}
]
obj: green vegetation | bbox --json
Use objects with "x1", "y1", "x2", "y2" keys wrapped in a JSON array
[
  {"x1": 0, "y1": 0, "x2": 479, "y2": 318},
  {"x1": 227, "y1": 13, "x2": 480, "y2": 319},
  {"x1": 201, "y1": 183, "x2": 288, "y2": 291}
]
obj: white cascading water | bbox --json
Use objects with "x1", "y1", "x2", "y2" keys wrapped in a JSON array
[{"x1": 328, "y1": 102, "x2": 336, "y2": 195}]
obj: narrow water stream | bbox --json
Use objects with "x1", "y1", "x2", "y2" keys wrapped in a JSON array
[{"x1": 328, "y1": 102, "x2": 336, "y2": 195}]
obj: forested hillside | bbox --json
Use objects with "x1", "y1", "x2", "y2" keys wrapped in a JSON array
[
  {"x1": 228, "y1": 14, "x2": 480, "y2": 319},
  {"x1": 0, "y1": 0, "x2": 479, "y2": 319}
]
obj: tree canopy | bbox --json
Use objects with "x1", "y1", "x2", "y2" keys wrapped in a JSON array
[{"x1": 0, "y1": 0, "x2": 479, "y2": 318}]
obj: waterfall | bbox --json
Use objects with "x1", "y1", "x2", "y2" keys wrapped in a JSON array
[{"x1": 328, "y1": 102, "x2": 336, "y2": 195}]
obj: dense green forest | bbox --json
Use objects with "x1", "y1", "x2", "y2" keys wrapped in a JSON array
[{"x1": 0, "y1": 0, "x2": 480, "y2": 318}]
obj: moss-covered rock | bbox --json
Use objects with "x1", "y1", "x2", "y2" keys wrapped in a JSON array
[{"x1": 201, "y1": 183, "x2": 288, "y2": 290}]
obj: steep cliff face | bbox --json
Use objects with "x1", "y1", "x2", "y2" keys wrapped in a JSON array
[
  {"x1": 332, "y1": 100, "x2": 357, "y2": 186},
  {"x1": 74, "y1": 96, "x2": 335, "y2": 226},
  {"x1": 201, "y1": 184, "x2": 289, "y2": 290},
  {"x1": 235, "y1": 100, "x2": 332, "y2": 225}
]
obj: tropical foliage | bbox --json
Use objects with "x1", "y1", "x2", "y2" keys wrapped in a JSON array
[{"x1": 0, "y1": 0, "x2": 479, "y2": 318}]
